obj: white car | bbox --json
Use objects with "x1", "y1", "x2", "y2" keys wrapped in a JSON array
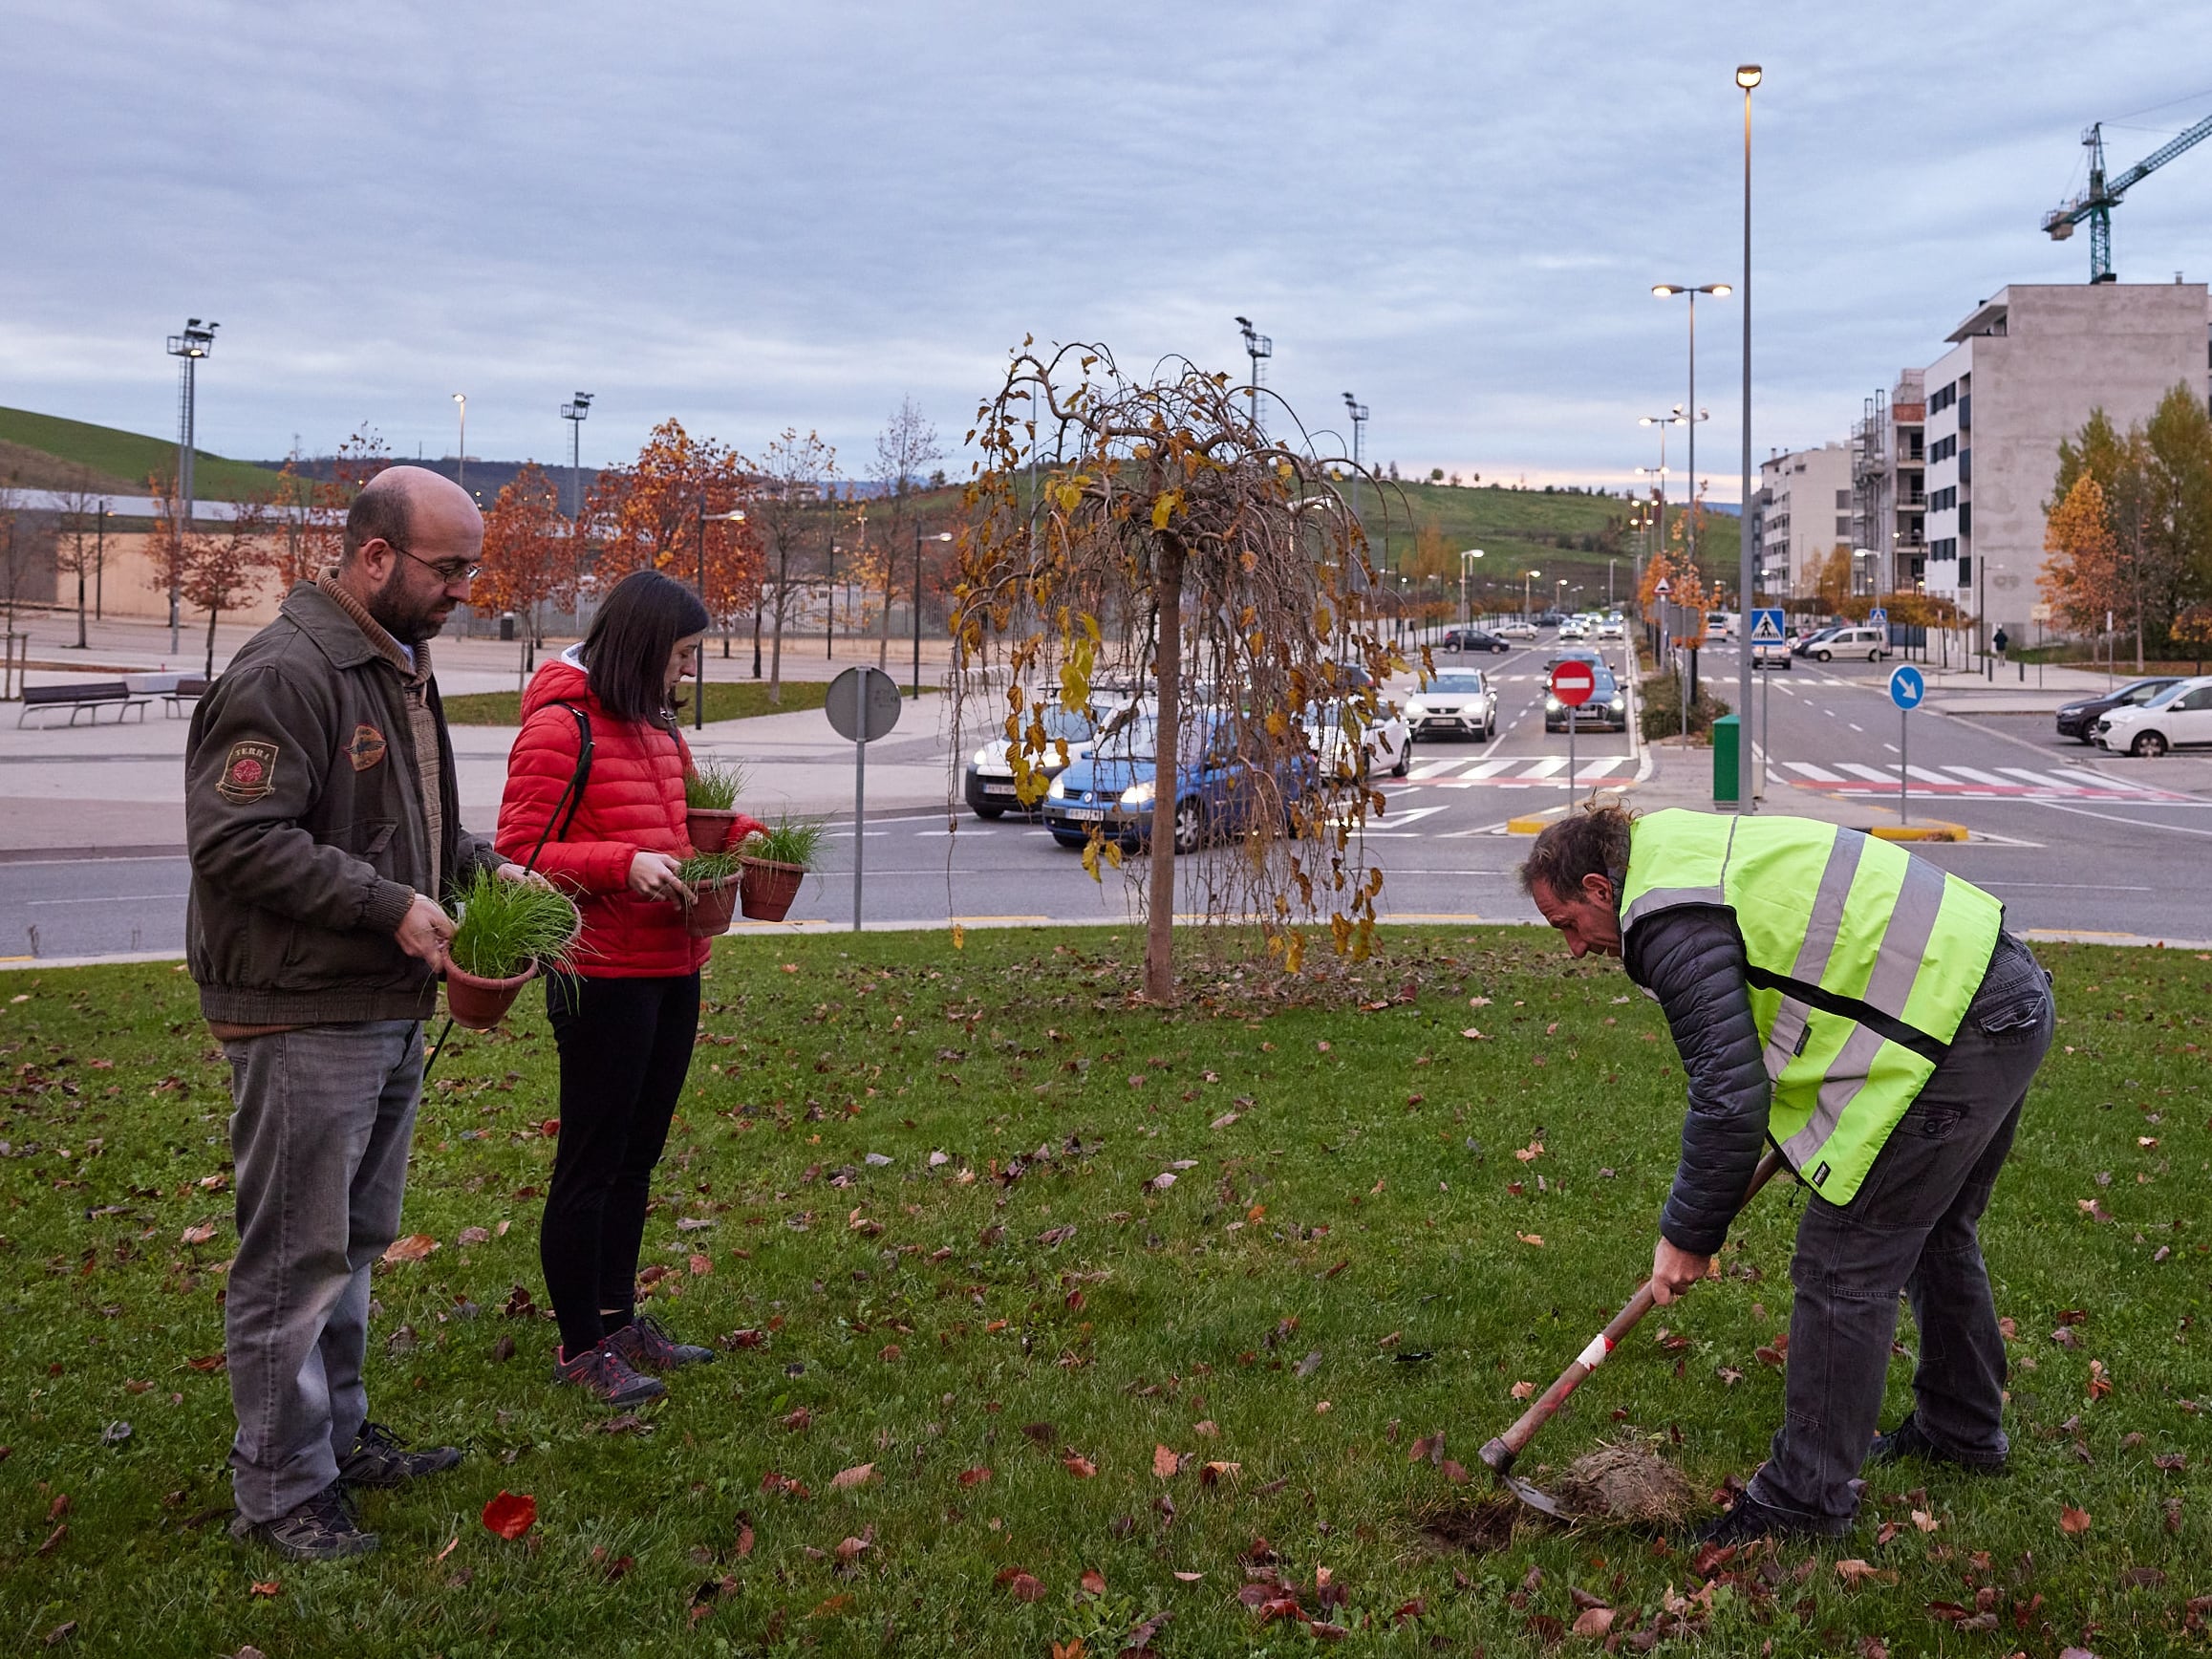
[
  {"x1": 1805, "y1": 625, "x2": 1891, "y2": 663},
  {"x1": 1557, "y1": 618, "x2": 1589, "y2": 641},
  {"x1": 1596, "y1": 615, "x2": 1625, "y2": 640},
  {"x1": 1706, "y1": 611, "x2": 1738, "y2": 640},
  {"x1": 1494, "y1": 619, "x2": 1539, "y2": 641},
  {"x1": 1302, "y1": 699, "x2": 1412, "y2": 779},
  {"x1": 2096, "y1": 677, "x2": 2212, "y2": 756},
  {"x1": 1404, "y1": 669, "x2": 1497, "y2": 742}
]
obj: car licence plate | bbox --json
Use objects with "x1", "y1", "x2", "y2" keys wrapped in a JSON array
[
  {"x1": 982, "y1": 782, "x2": 1017, "y2": 795},
  {"x1": 1064, "y1": 807, "x2": 1106, "y2": 821}
]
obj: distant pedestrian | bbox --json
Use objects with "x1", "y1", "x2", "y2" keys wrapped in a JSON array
[
  {"x1": 1992, "y1": 626, "x2": 2010, "y2": 657},
  {"x1": 496, "y1": 571, "x2": 764, "y2": 1404},
  {"x1": 187, "y1": 466, "x2": 524, "y2": 1561},
  {"x1": 1522, "y1": 802, "x2": 2052, "y2": 1544}
]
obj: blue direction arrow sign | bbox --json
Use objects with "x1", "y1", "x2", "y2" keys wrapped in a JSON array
[
  {"x1": 1888, "y1": 663, "x2": 1925, "y2": 710},
  {"x1": 1749, "y1": 608, "x2": 1786, "y2": 644}
]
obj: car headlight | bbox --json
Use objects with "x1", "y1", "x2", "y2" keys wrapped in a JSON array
[
  {"x1": 1406, "y1": 700, "x2": 1428, "y2": 718},
  {"x1": 1120, "y1": 780, "x2": 1156, "y2": 808},
  {"x1": 1046, "y1": 774, "x2": 1070, "y2": 800},
  {"x1": 1545, "y1": 696, "x2": 1561, "y2": 711},
  {"x1": 972, "y1": 743, "x2": 1004, "y2": 770},
  {"x1": 1609, "y1": 696, "x2": 1625, "y2": 710}
]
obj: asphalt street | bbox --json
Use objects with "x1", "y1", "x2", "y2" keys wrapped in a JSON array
[{"x1": 5, "y1": 635, "x2": 2208, "y2": 960}]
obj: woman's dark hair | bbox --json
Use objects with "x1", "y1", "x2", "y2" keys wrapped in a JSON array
[
  {"x1": 1518, "y1": 800, "x2": 1637, "y2": 901},
  {"x1": 580, "y1": 571, "x2": 711, "y2": 724}
]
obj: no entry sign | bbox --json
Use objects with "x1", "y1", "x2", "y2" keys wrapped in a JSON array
[{"x1": 1551, "y1": 661, "x2": 1597, "y2": 707}]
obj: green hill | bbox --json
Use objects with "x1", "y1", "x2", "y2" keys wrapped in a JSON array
[
  {"x1": 1350, "y1": 478, "x2": 1646, "y2": 613},
  {"x1": 0, "y1": 406, "x2": 286, "y2": 500}
]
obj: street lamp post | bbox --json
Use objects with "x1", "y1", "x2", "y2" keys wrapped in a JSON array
[
  {"x1": 913, "y1": 526, "x2": 953, "y2": 698},
  {"x1": 452, "y1": 394, "x2": 467, "y2": 495},
  {"x1": 695, "y1": 505, "x2": 747, "y2": 730},
  {"x1": 1638, "y1": 411, "x2": 1682, "y2": 566},
  {"x1": 1652, "y1": 283, "x2": 1730, "y2": 568},
  {"x1": 1737, "y1": 64, "x2": 1762, "y2": 812},
  {"x1": 163, "y1": 317, "x2": 218, "y2": 653},
  {"x1": 560, "y1": 393, "x2": 593, "y2": 519},
  {"x1": 1342, "y1": 393, "x2": 1368, "y2": 537},
  {"x1": 1458, "y1": 549, "x2": 1484, "y2": 627},
  {"x1": 1235, "y1": 315, "x2": 1273, "y2": 436},
  {"x1": 1523, "y1": 569, "x2": 1540, "y2": 622}
]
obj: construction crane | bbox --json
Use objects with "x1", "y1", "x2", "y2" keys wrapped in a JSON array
[{"x1": 2042, "y1": 114, "x2": 2212, "y2": 282}]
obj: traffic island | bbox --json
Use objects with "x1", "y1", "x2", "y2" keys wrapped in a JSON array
[{"x1": 1870, "y1": 821, "x2": 1969, "y2": 843}]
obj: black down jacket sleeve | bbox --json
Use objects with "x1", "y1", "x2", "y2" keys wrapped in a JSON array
[{"x1": 1623, "y1": 905, "x2": 1772, "y2": 1257}]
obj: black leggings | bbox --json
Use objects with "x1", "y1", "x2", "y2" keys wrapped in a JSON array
[{"x1": 542, "y1": 972, "x2": 700, "y2": 1354}]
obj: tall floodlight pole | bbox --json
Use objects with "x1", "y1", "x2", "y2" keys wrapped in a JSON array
[
  {"x1": 560, "y1": 393, "x2": 593, "y2": 519},
  {"x1": 1653, "y1": 285, "x2": 1729, "y2": 571},
  {"x1": 452, "y1": 394, "x2": 467, "y2": 495},
  {"x1": 164, "y1": 317, "x2": 218, "y2": 653},
  {"x1": 1737, "y1": 64, "x2": 1762, "y2": 811},
  {"x1": 1639, "y1": 410, "x2": 1682, "y2": 566},
  {"x1": 1342, "y1": 392, "x2": 1368, "y2": 538},
  {"x1": 1235, "y1": 315, "x2": 1273, "y2": 437}
]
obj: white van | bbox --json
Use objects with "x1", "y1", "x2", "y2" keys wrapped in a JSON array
[
  {"x1": 1806, "y1": 625, "x2": 1891, "y2": 662},
  {"x1": 1706, "y1": 611, "x2": 1737, "y2": 640}
]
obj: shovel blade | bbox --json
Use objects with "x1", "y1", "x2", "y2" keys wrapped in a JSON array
[{"x1": 1498, "y1": 1470, "x2": 1568, "y2": 1519}]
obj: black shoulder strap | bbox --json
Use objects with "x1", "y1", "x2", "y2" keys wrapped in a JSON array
[{"x1": 521, "y1": 700, "x2": 595, "y2": 871}]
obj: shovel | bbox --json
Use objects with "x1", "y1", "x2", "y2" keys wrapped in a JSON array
[{"x1": 1477, "y1": 1148, "x2": 1788, "y2": 1519}]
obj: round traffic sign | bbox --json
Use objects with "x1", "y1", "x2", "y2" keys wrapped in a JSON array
[
  {"x1": 1887, "y1": 664, "x2": 1925, "y2": 711},
  {"x1": 1551, "y1": 660, "x2": 1597, "y2": 707},
  {"x1": 827, "y1": 665, "x2": 904, "y2": 743}
]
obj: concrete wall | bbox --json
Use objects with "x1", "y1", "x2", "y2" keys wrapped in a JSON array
[{"x1": 70, "y1": 532, "x2": 288, "y2": 626}]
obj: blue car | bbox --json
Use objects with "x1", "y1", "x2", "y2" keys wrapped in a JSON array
[{"x1": 1042, "y1": 712, "x2": 1309, "y2": 853}]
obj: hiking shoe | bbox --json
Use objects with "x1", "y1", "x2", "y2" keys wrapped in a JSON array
[
  {"x1": 338, "y1": 1421, "x2": 463, "y2": 1488},
  {"x1": 1867, "y1": 1413, "x2": 2007, "y2": 1475},
  {"x1": 230, "y1": 1481, "x2": 378, "y2": 1562},
  {"x1": 606, "y1": 1314, "x2": 718, "y2": 1373},
  {"x1": 1690, "y1": 1493, "x2": 1836, "y2": 1548},
  {"x1": 552, "y1": 1340, "x2": 668, "y2": 1406}
]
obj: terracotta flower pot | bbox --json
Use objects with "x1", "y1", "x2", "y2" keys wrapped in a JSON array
[
  {"x1": 740, "y1": 856, "x2": 806, "y2": 922},
  {"x1": 685, "y1": 875, "x2": 742, "y2": 937},
  {"x1": 444, "y1": 959, "x2": 539, "y2": 1031},
  {"x1": 686, "y1": 808, "x2": 741, "y2": 854}
]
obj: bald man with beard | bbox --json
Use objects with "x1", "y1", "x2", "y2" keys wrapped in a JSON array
[{"x1": 187, "y1": 467, "x2": 527, "y2": 1560}]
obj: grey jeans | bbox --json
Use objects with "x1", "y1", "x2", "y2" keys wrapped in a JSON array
[
  {"x1": 223, "y1": 1020, "x2": 422, "y2": 1522},
  {"x1": 1747, "y1": 933, "x2": 2054, "y2": 1531}
]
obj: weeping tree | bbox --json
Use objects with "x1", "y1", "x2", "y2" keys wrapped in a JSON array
[{"x1": 951, "y1": 341, "x2": 1400, "y2": 1002}]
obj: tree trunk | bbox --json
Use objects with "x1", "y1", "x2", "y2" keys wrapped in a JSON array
[
  {"x1": 75, "y1": 562, "x2": 87, "y2": 649},
  {"x1": 768, "y1": 545, "x2": 788, "y2": 705},
  {"x1": 1143, "y1": 535, "x2": 1185, "y2": 1003},
  {"x1": 204, "y1": 602, "x2": 221, "y2": 678}
]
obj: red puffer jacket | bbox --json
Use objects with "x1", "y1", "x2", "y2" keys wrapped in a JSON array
[{"x1": 495, "y1": 653, "x2": 762, "y2": 977}]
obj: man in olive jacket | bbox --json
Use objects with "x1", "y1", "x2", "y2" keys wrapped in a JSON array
[{"x1": 188, "y1": 466, "x2": 520, "y2": 1561}]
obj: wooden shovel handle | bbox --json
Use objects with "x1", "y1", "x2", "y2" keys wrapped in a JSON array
[{"x1": 1479, "y1": 1147, "x2": 1788, "y2": 1475}]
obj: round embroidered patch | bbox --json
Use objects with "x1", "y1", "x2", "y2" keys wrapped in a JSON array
[
  {"x1": 217, "y1": 740, "x2": 280, "y2": 804},
  {"x1": 347, "y1": 723, "x2": 388, "y2": 771}
]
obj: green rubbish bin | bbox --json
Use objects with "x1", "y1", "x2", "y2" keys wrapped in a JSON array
[{"x1": 1712, "y1": 714, "x2": 1740, "y2": 806}]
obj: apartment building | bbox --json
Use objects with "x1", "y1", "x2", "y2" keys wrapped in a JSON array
[
  {"x1": 1849, "y1": 370, "x2": 1925, "y2": 592},
  {"x1": 1755, "y1": 441, "x2": 1854, "y2": 596},
  {"x1": 1921, "y1": 281, "x2": 2210, "y2": 639}
]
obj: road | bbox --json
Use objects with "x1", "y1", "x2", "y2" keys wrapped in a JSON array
[{"x1": 6, "y1": 634, "x2": 2209, "y2": 959}]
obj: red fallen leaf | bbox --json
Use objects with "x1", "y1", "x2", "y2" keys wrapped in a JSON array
[
  {"x1": 1690, "y1": 1542, "x2": 1736, "y2": 1579},
  {"x1": 781, "y1": 1407, "x2": 811, "y2": 1432},
  {"x1": 1509, "y1": 1380, "x2": 1536, "y2": 1400},
  {"x1": 1572, "y1": 1606, "x2": 1616, "y2": 1638},
  {"x1": 600, "y1": 1553, "x2": 634, "y2": 1581},
  {"x1": 47, "y1": 1496, "x2": 72, "y2": 1521},
  {"x1": 878, "y1": 1343, "x2": 902, "y2": 1362},
  {"x1": 1836, "y1": 1559, "x2": 1893, "y2": 1585},
  {"x1": 808, "y1": 1592, "x2": 853, "y2": 1617},
  {"x1": 1254, "y1": 1596, "x2": 1306, "y2": 1626},
  {"x1": 2050, "y1": 1325, "x2": 2082, "y2": 1349},
  {"x1": 760, "y1": 1470, "x2": 810, "y2": 1498},
  {"x1": 1441, "y1": 1459, "x2": 1472, "y2": 1484},
  {"x1": 689, "y1": 1253, "x2": 713, "y2": 1277},
  {"x1": 1876, "y1": 1519, "x2": 1901, "y2": 1545},
  {"x1": 1925, "y1": 1600, "x2": 1970, "y2": 1623},
  {"x1": 2153, "y1": 1453, "x2": 2187, "y2": 1472},
  {"x1": 248, "y1": 1579, "x2": 280, "y2": 1597},
  {"x1": 828, "y1": 1463, "x2": 875, "y2": 1492},
  {"x1": 1007, "y1": 1572, "x2": 1046, "y2": 1602},
  {"x1": 181, "y1": 1221, "x2": 219, "y2": 1245},
  {"x1": 2056, "y1": 1308, "x2": 2089, "y2": 1325},
  {"x1": 184, "y1": 1354, "x2": 226, "y2": 1372},
  {"x1": 482, "y1": 1491, "x2": 537, "y2": 1540},
  {"x1": 1393, "y1": 1597, "x2": 1427, "y2": 1625},
  {"x1": 1997, "y1": 1317, "x2": 2018, "y2": 1340},
  {"x1": 382, "y1": 1234, "x2": 439, "y2": 1264},
  {"x1": 2059, "y1": 1505, "x2": 2092, "y2": 1534},
  {"x1": 735, "y1": 1522, "x2": 755, "y2": 1557},
  {"x1": 1063, "y1": 1454, "x2": 1098, "y2": 1478},
  {"x1": 834, "y1": 1533, "x2": 870, "y2": 1562},
  {"x1": 957, "y1": 1467, "x2": 993, "y2": 1487},
  {"x1": 1308, "y1": 1622, "x2": 1349, "y2": 1641},
  {"x1": 1198, "y1": 1460, "x2": 1241, "y2": 1486},
  {"x1": 1858, "y1": 1638, "x2": 1890, "y2": 1659},
  {"x1": 540, "y1": 1118, "x2": 561, "y2": 1136},
  {"x1": 1408, "y1": 1433, "x2": 1444, "y2": 1465},
  {"x1": 35, "y1": 1523, "x2": 66, "y2": 1556},
  {"x1": 1080, "y1": 1567, "x2": 1106, "y2": 1597},
  {"x1": 1153, "y1": 1444, "x2": 1183, "y2": 1478}
]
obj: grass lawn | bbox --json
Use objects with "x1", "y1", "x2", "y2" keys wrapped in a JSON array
[
  {"x1": 2, "y1": 928, "x2": 2204, "y2": 1656},
  {"x1": 440, "y1": 679, "x2": 878, "y2": 726},
  {"x1": 0, "y1": 406, "x2": 288, "y2": 503}
]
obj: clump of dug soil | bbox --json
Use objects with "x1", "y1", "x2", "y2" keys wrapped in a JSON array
[{"x1": 1552, "y1": 1438, "x2": 1697, "y2": 1525}]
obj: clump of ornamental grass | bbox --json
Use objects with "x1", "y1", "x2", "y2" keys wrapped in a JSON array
[
  {"x1": 446, "y1": 871, "x2": 582, "y2": 980},
  {"x1": 684, "y1": 758, "x2": 748, "y2": 810},
  {"x1": 676, "y1": 850, "x2": 744, "y2": 886},
  {"x1": 744, "y1": 814, "x2": 826, "y2": 869}
]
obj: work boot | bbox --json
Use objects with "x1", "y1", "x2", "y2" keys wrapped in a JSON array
[
  {"x1": 338, "y1": 1421, "x2": 463, "y2": 1488},
  {"x1": 1689, "y1": 1493, "x2": 1832, "y2": 1548},
  {"x1": 552, "y1": 1340, "x2": 667, "y2": 1406},
  {"x1": 1866, "y1": 1412, "x2": 2007, "y2": 1475},
  {"x1": 606, "y1": 1314, "x2": 718, "y2": 1373},
  {"x1": 230, "y1": 1480, "x2": 378, "y2": 1562}
]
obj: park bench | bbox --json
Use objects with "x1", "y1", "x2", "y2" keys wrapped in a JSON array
[
  {"x1": 16, "y1": 680, "x2": 152, "y2": 728},
  {"x1": 127, "y1": 673, "x2": 210, "y2": 718}
]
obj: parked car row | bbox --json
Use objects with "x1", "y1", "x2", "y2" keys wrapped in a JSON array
[
  {"x1": 2092, "y1": 676, "x2": 2212, "y2": 756},
  {"x1": 2055, "y1": 676, "x2": 2183, "y2": 743}
]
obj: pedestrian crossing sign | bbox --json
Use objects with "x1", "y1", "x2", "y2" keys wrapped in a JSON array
[{"x1": 1749, "y1": 608, "x2": 1786, "y2": 644}]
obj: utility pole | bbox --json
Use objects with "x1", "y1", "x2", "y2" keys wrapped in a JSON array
[
  {"x1": 1235, "y1": 315, "x2": 1273, "y2": 437},
  {"x1": 164, "y1": 317, "x2": 218, "y2": 653},
  {"x1": 1342, "y1": 392, "x2": 1368, "y2": 535}
]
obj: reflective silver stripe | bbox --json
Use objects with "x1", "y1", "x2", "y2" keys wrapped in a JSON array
[
  {"x1": 1864, "y1": 854, "x2": 1948, "y2": 1017},
  {"x1": 1621, "y1": 885, "x2": 1727, "y2": 934},
  {"x1": 1761, "y1": 995, "x2": 1812, "y2": 1083},
  {"x1": 1779, "y1": 1021, "x2": 1888, "y2": 1171},
  {"x1": 1789, "y1": 830, "x2": 1863, "y2": 984}
]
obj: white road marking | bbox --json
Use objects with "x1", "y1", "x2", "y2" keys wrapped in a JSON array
[
  {"x1": 1904, "y1": 765, "x2": 1953, "y2": 785},
  {"x1": 1997, "y1": 767, "x2": 2087, "y2": 790},
  {"x1": 1576, "y1": 758, "x2": 1627, "y2": 781},
  {"x1": 1942, "y1": 766, "x2": 2018, "y2": 787},
  {"x1": 1518, "y1": 757, "x2": 1568, "y2": 779},
  {"x1": 1837, "y1": 763, "x2": 1897, "y2": 784},
  {"x1": 1784, "y1": 762, "x2": 1846, "y2": 783}
]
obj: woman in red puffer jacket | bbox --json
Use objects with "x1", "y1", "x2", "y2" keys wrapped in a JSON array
[{"x1": 495, "y1": 571, "x2": 764, "y2": 1408}]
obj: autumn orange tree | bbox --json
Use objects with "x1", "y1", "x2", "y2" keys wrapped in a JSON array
[
  {"x1": 588, "y1": 419, "x2": 757, "y2": 657},
  {"x1": 953, "y1": 341, "x2": 1395, "y2": 1003},
  {"x1": 2039, "y1": 473, "x2": 2125, "y2": 643},
  {"x1": 477, "y1": 463, "x2": 573, "y2": 686},
  {"x1": 288, "y1": 431, "x2": 391, "y2": 580},
  {"x1": 180, "y1": 492, "x2": 276, "y2": 675}
]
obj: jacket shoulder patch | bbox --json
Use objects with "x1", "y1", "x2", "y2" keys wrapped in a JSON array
[
  {"x1": 346, "y1": 722, "x2": 388, "y2": 771},
  {"x1": 216, "y1": 740, "x2": 280, "y2": 804}
]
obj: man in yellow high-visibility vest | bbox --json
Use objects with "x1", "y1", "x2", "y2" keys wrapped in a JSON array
[{"x1": 1521, "y1": 803, "x2": 2053, "y2": 1545}]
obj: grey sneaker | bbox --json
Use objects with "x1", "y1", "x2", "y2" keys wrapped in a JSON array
[
  {"x1": 231, "y1": 1481, "x2": 378, "y2": 1562},
  {"x1": 606, "y1": 1314, "x2": 718, "y2": 1373},
  {"x1": 552, "y1": 1340, "x2": 668, "y2": 1406},
  {"x1": 338, "y1": 1420, "x2": 463, "y2": 1488}
]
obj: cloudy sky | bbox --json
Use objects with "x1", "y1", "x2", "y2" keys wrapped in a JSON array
[{"x1": 8, "y1": 2, "x2": 2209, "y2": 500}]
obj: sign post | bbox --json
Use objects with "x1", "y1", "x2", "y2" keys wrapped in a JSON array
[
  {"x1": 1749, "y1": 609, "x2": 1785, "y2": 806},
  {"x1": 1551, "y1": 659, "x2": 1596, "y2": 797},
  {"x1": 825, "y1": 666, "x2": 904, "y2": 932},
  {"x1": 1887, "y1": 663, "x2": 1925, "y2": 826}
]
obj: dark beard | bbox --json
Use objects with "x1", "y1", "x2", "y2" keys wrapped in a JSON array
[{"x1": 366, "y1": 569, "x2": 449, "y2": 645}]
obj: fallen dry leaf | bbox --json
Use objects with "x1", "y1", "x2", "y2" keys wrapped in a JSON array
[
  {"x1": 457, "y1": 1226, "x2": 490, "y2": 1246},
  {"x1": 1173, "y1": 1569, "x2": 1205, "y2": 1582},
  {"x1": 1153, "y1": 1444, "x2": 1183, "y2": 1478},
  {"x1": 1079, "y1": 1567, "x2": 1106, "y2": 1597},
  {"x1": 1571, "y1": 1606, "x2": 1616, "y2": 1638},
  {"x1": 828, "y1": 1463, "x2": 876, "y2": 1492},
  {"x1": 1911, "y1": 1508, "x2": 1940, "y2": 1533},
  {"x1": 957, "y1": 1467, "x2": 992, "y2": 1487},
  {"x1": 1199, "y1": 1460, "x2": 1241, "y2": 1486},
  {"x1": 1510, "y1": 1380, "x2": 1536, "y2": 1400},
  {"x1": 1835, "y1": 1559, "x2": 1894, "y2": 1586},
  {"x1": 1515, "y1": 1232, "x2": 1544, "y2": 1247},
  {"x1": 481, "y1": 1491, "x2": 536, "y2": 1540},
  {"x1": 180, "y1": 1221, "x2": 219, "y2": 1246},
  {"x1": 1514, "y1": 1140, "x2": 1545, "y2": 1163},
  {"x1": 1063, "y1": 1454, "x2": 1098, "y2": 1478},
  {"x1": 382, "y1": 1234, "x2": 439, "y2": 1264},
  {"x1": 2059, "y1": 1505, "x2": 2092, "y2": 1535},
  {"x1": 1006, "y1": 1571, "x2": 1046, "y2": 1602}
]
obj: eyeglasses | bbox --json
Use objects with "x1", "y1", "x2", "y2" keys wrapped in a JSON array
[{"x1": 390, "y1": 541, "x2": 481, "y2": 585}]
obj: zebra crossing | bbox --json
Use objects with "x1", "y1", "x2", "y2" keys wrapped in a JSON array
[
  {"x1": 1406, "y1": 754, "x2": 1635, "y2": 787},
  {"x1": 1780, "y1": 760, "x2": 2190, "y2": 802}
]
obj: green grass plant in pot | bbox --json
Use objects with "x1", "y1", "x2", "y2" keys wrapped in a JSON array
[
  {"x1": 676, "y1": 849, "x2": 745, "y2": 937},
  {"x1": 740, "y1": 814, "x2": 823, "y2": 922},
  {"x1": 443, "y1": 872, "x2": 582, "y2": 1029},
  {"x1": 684, "y1": 758, "x2": 750, "y2": 853}
]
